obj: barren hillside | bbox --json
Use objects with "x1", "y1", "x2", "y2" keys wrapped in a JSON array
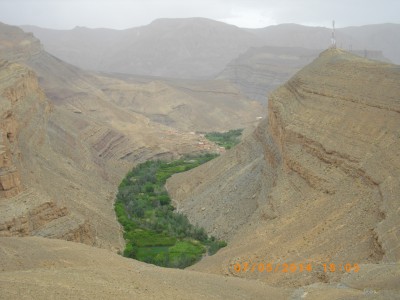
[
  {"x1": 94, "y1": 73, "x2": 262, "y2": 132},
  {"x1": 167, "y1": 49, "x2": 400, "y2": 292},
  {"x1": 0, "y1": 237, "x2": 293, "y2": 300},
  {"x1": 1, "y1": 237, "x2": 398, "y2": 299}
]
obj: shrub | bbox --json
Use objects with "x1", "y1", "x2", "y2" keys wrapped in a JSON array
[
  {"x1": 123, "y1": 241, "x2": 138, "y2": 258},
  {"x1": 208, "y1": 240, "x2": 227, "y2": 255},
  {"x1": 159, "y1": 194, "x2": 171, "y2": 206},
  {"x1": 205, "y1": 128, "x2": 243, "y2": 149}
]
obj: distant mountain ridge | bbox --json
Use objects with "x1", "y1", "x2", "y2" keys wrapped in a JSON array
[
  {"x1": 20, "y1": 19, "x2": 399, "y2": 80},
  {"x1": 21, "y1": 18, "x2": 264, "y2": 78}
]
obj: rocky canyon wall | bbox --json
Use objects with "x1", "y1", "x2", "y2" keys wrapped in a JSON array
[{"x1": 166, "y1": 49, "x2": 400, "y2": 287}]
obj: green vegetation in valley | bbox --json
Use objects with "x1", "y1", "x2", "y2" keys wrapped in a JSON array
[
  {"x1": 115, "y1": 153, "x2": 227, "y2": 268},
  {"x1": 205, "y1": 128, "x2": 244, "y2": 149}
]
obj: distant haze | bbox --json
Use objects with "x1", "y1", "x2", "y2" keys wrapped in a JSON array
[{"x1": 1, "y1": 0, "x2": 399, "y2": 29}]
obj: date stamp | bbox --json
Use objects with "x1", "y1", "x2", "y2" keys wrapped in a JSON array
[{"x1": 232, "y1": 262, "x2": 360, "y2": 274}]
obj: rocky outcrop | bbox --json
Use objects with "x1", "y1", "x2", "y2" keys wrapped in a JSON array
[
  {"x1": 0, "y1": 22, "x2": 42, "y2": 62},
  {"x1": 0, "y1": 60, "x2": 42, "y2": 198},
  {"x1": 0, "y1": 169, "x2": 21, "y2": 198},
  {"x1": 0, "y1": 190, "x2": 66, "y2": 237},
  {"x1": 0, "y1": 59, "x2": 96, "y2": 245},
  {"x1": 167, "y1": 49, "x2": 400, "y2": 287}
]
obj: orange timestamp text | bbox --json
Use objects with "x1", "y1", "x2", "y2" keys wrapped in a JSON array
[{"x1": 232, "y1": 262, "x2": 360, "y2": 273}]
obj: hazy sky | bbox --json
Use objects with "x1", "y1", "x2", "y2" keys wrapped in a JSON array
[{"x1": 1, "y1": 0, "x2": 399, "y2": 29}]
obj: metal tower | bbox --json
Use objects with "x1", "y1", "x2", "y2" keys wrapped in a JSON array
[{"x1": 331, "y1": 20, "x2": 336, "y2": 48}]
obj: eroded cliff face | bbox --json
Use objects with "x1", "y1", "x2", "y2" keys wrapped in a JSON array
[
  {"x1": 166, "y1": 49, "x2": 400, "y2": 288},
  {"x1": 0, "y1": 60, "x2": 42, "y2": 199},
  {"x1": 0, "y1": 60, "x2": 94, "y2": 245},
  {"x1": 0, "y1": 119, "x2": 22, "y2": 198},
  {"x1": 0, "y1": 26, "x2": 123, "y2": 249}
]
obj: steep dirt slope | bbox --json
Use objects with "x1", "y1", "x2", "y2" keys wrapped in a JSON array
[
  {"x1": 97, "y1": 73, "x2": 263, "y2": 132},
  {"x1": 166, "y1": 49, "x2": 400, "y2": 290},
  {"x1": 2, "y1": 237, "x2": 398, "y2": 299},
  {"x1": 0, "y1": 237, "x2": 293, "y2": 300}
]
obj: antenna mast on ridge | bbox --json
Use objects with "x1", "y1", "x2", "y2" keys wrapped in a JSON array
[{"x1": 331, "y1": 20, "x2": 336, "y2": 48}]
